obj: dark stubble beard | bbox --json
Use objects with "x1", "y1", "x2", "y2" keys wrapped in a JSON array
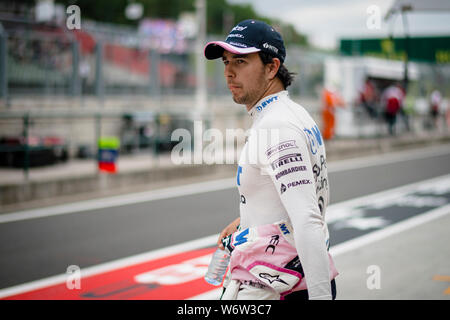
[{"x1": 232, "y1": 72, "x2": 267, "y2": 107}]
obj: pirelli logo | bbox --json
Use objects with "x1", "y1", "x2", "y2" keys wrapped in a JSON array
[{"x1": 271, "y1": 153, "x2": 302, "y2": 170}]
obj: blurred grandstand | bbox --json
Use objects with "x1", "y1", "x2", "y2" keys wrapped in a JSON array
[
  {"x1": 0, "y1": 0, "x2": 449, "y2": 173},
  {"x1": 1, "y1": 3, "x2": 195, "y2": 98}
]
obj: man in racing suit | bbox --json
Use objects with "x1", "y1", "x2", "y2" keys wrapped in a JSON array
[{"x1": 204, "y1": 19, "x2": 338, "y2": 300}]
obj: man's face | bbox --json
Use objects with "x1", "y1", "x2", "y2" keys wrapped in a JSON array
[{"x1": 222, "y1": 51, "x2": 268, "y2": 107}]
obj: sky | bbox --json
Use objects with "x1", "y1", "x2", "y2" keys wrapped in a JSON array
[{"x1": 228, "y1": 0, "x2": 450, "y2": 49}]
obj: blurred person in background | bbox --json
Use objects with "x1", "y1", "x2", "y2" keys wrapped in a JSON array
[
  {"x1": 204, "y1": 19, "x2": 338, "y2": 300},
  {"x1": 429, "y1": 89, "x2": 442, "y2": 130},
  {"x1": 358, "y1": 78, "x2": 378, "y2": 119},
  {"x1": 321, "y1": 85, "x2": 345, "y2": 140},
  {"x1": 444, "y1": 97, "x2": 450, "y2": 129},
  {"x1": 381, "y1": 82, "x2": 405, "y2": 136},
  {"x1": 398, "y1": 83, "x2": 410, "y2": 132}
]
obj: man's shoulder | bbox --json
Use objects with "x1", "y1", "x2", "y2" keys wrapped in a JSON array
[
  {"x1": 260, "y1": 97, "x2": 311, "y2": 128},
  {"x1": 256, "y1": 106, "x2": 293, "y2": 130}
]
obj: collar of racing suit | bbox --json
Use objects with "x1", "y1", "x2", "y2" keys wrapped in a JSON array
[{"x1": 247, "y1": 90, "x2": 289, "y2": 119}]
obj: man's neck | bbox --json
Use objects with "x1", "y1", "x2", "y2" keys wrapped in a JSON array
[{"x1": 246, "y1": 79, "x2": 285, "y2": 112}]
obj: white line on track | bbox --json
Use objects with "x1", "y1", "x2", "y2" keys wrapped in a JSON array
[
  {"x1": 326, "y1": 173, "x2": 450, "y2": 222},
  {"x1": 327, "y1": 142, "x2": 450, "y2": 173},
  {"x1": 329, "y1": 204, "x2": 450, "y2": 257},
  {"x1": 1, "y1": 143, "x2": 449, "y2": 224},
  {"x1": 1, "y1": 173, "x2": 449, "y2": 300},
  {"x1": 0, "y1": 178, "x2": 235, "y2": 224}
]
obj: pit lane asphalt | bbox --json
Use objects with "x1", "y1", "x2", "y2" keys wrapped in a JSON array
[{"x1": 0, "y1": 144, "x2": 449, "y2": 290}]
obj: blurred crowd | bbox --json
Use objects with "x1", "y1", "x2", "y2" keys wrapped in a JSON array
[
  {"x1": 8, "y1": 28, "x2": 73, "y2": 72},
  {"x1": 357, "y1": 78, "x2": 449, "y2": 136},
  {"x1": 319, "y1": 78, "x2": 449, "y2": 140}
]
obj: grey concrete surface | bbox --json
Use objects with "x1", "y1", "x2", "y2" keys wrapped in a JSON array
[{"x1": 333, "y1": 211, "x2": 450, "y2": 300}]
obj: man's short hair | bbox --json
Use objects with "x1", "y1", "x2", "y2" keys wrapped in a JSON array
[{"x1": 258, "y1": 51, "x2": 295, "y2": 89}]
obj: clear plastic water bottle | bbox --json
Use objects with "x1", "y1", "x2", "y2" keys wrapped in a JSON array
[{"x1": 204, "y1": 247, "x2": 230, "y2": 286}]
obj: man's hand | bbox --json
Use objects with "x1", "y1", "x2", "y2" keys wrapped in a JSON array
[{"x1": 217, "y1": 217, "x2": 240, "y2": 249}]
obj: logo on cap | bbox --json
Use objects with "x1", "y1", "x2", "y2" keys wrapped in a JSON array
[
  {"x1": 227, "y1": 34, "x2": 244, "y2": 39},
  {"x1": 204, "y1": 19, "x2": 286, "y2": 63},
  {"x1": 231, "y1": 25, "x2": 248, "y2": 32},
  {"x1": 263, "y1": 42, "x2": 279, "y2": 54},
  {"x1": 228, "y1": 41, "x2": 248, "y2": 48}
]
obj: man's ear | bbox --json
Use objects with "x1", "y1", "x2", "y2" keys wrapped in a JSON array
[{"x1": 266, "y1": 58, "x2": 281, "y2": 81}]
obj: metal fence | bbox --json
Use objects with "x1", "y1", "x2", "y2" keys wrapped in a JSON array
[
  {"x1": 1, "y1": 29, "x2": 197, "y2": 101},
  {"x1": 0, "y1": 21, "x2": 329, "y2": 105}
]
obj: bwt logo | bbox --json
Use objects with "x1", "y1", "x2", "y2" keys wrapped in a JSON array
[
  {"x1": 66, "y1": 5, "x2": 81, "y2": 30},
  {"x1": 303, "y1": 125, "x2": 323, "y2": 155},
  {"x1": 256, "y1": 96, "x2": 278, "y2": 112},
  {"x1": 279, "y1": 223, "x2": 290, "y2": 235}
]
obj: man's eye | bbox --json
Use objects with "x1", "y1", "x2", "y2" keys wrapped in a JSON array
[
  {"x1": 223, "y1": 60, "x2": 229, "y2": 66},
  {"x1": 236, "y1": 59, "x2": 245, "y2": 64}
]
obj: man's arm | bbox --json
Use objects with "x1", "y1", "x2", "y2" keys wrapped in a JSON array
[{"x1": 256, "y1": 124, "x2": 332, "y2": 299}]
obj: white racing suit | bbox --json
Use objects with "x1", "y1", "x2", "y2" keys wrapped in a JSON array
[{"x1": 225, "y1": 90, "x2": 338, "y2": 300}]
